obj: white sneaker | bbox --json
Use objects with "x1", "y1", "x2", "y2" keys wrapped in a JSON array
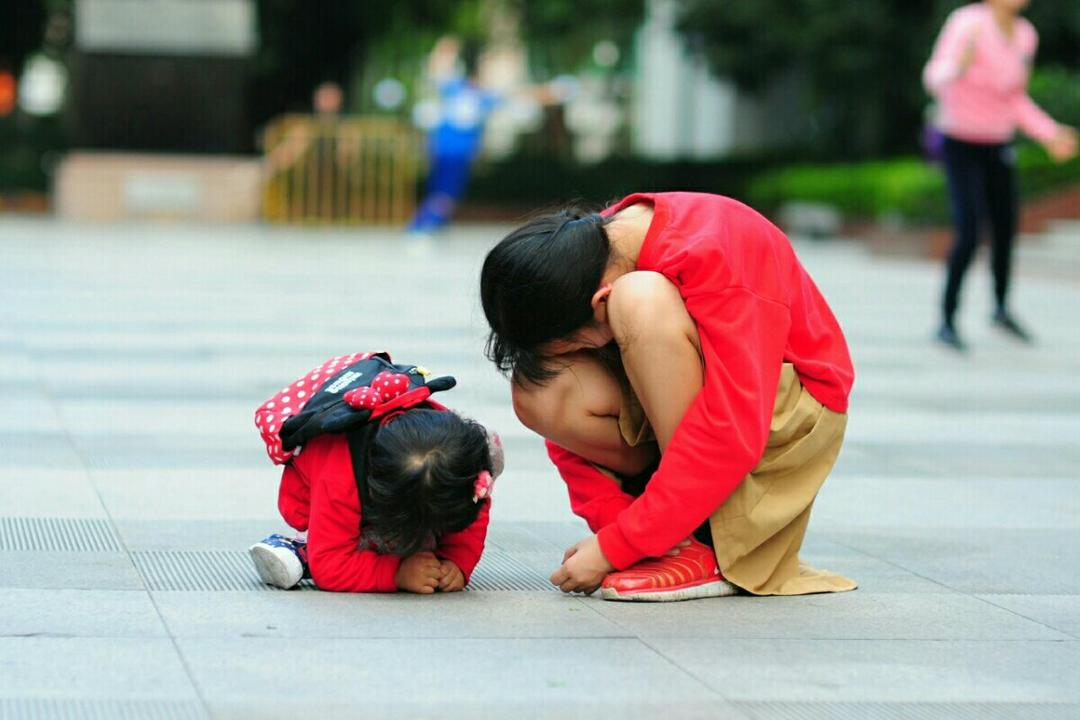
[{"x1": 248, "y1": 534, "x2": 307, "y2": 589}]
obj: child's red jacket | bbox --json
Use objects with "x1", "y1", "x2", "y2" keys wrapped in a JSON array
[
  {"x1": 552, "y1": 192, "x2": 854, "y2": 570},
  {"x1": 256, "y1": 352, "x2": 490, "y2": 593},
  {"x1": 278, "y1": 430, "x2": 490, "y2": 592}
]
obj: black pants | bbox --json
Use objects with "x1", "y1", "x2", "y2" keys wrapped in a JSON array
[{"x1": 941, "y1": 136, "x2": 1018, "y2": 326}]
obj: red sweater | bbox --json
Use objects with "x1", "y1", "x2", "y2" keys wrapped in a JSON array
[
  {"x1": 277, "y1": 431, "x2": 490, "y2": 592},
  {"x1": 553, "y1": 192, "x2": 854, "y2": 570}
]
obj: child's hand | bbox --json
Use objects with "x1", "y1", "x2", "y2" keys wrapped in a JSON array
[
  {"x1": 437, "y1": 559, "x2": 466, "y2": 592},
  {"x1": 395, "y1": 551, "x2": 442, "y2": 594}
]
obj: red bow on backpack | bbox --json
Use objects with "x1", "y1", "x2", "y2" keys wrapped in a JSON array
[{"x1": 343, "y1": 371, "x2": 427, "y2": 422}]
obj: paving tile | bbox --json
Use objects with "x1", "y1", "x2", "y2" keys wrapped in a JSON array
[
  {"x1": 647, "y1": 639, "x2": 1080, "y2": 702},
  {"x1": 115, "y1": 519, "x2": 288, "y2": 552},
  {"x1": 812, "y1": 477, "x2": 1080, "y2": 530},
  {"x1": 73, "y1": 434, "x2": 266, "y2": 471},
  {"x1": 90, "y1": 469, "x2": 277, "y2": 521},
  {"x1": 0, "y1": 698, "x2": 208, "y2": 720},
  {"x1": 0, "y1": 638, "x2": 201, "y2": 700},
  {"x1": 0, "y1": 435, "x2": 86, "y2": 470},
  {"x1": 978, "y1": 595, "x2": 1080, "y2": 639},
  {"x1": 730, "y1": 700, "x2": 1080, "y2": 719},
  {"x1": 0, "y1": 551, "x2": 144, "y2": 590},
  {"x1": 177, "y1": 637, "x2": 729, "y2": 716},
  {"x1": 835, "y1": 441, "x2": 1080, "y2": 480},
  {"x1": 0, "y1": 396, "x2": 64, "y2": 433},
  {"x1": 0, "y1": 470, "x2": 105, "y2": 517},
  {"x1": 588, "y1": 592, "x2": 1068, "y2": 641},
  {"x1": 154, "y1": 590, "x2": 625, "y2": 639},
  {"x1": 56, "y1": 399, "x2": 252, "y2": 438},
  {"x1": 832, "y1": 529, "x2": 1080, "y2": 595},
  {"x1": 0, "y1": 589, "x2": 165, "y2": 638}
]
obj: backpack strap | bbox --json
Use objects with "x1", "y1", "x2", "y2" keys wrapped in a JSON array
[{"x1": 346, "y1": 421, "x2": 379, "y2": 516}]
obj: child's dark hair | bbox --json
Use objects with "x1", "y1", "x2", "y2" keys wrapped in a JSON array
[
  {"x1": 480, "y1": 208, "x2": 612, "y2": 385},
  {"x1": 364, "y1": 409, "x2": 491, "y2": 557}
]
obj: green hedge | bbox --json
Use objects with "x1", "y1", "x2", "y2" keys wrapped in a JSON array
[
  {"x1": 746, "y1": 65, "x2": 1080, "y2": 224},
  {"x1": 746, "y1": 146, "x2": 1080, "y2": 225},
  {"x1": 465, "y1": 153, "x2": 791, "y2": 211}
]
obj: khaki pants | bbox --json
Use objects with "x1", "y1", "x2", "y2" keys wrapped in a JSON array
[{"x1": 619, "y1": 363, "x2": 856, "y2": 596}]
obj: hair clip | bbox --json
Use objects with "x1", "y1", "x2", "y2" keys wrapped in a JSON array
[
  {"x1": 472, "y1": 470, "x2": 494, "y2": 503},
  {"x1": 487, "y1": 431, "x2": 504, "y2": 479}
]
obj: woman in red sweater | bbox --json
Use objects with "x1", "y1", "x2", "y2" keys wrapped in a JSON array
[
  {"x1": 248, "y1": 352, "x2": 503, "y2": 593},
  {"x1": 481, "y1": 193, "x2": 855, "y2": 601}
]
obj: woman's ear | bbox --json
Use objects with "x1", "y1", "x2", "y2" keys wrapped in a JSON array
[
  {"x1": 591, "y1": 283, "x2": 612, "y2": 308},
  {"x1": 590, "y1": 283, "x2": 613, "y2": 322}
]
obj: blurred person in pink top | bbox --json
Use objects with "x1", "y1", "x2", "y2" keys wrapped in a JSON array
[{"x1": 924, "y1": 0, "x2": 1077, "y2": 350}]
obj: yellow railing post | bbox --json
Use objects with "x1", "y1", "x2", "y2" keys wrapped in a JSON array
[{"x1": 261, "y1": 115, "x2": 420, "y2": 226}]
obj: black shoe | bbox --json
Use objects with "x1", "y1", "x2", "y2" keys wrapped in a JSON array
[
  {"x1": 936, "y1": 323, "x2": 966, "y2": 351},
  {"x1": 992, "y1": 310, "x2": 1033, "y2": 343}
]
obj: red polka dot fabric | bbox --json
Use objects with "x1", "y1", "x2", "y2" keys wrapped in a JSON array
[{"x1": 254, "y1": 352, "x2": 375, "y2": 464}]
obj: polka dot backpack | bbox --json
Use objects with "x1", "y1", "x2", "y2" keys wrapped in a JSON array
[{"x1": 254, "y1": 352, "x2": 456, "y2": 465}]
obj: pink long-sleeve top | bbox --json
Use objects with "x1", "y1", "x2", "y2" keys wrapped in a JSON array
[{"x1": 923, "y1": 3, "x2": 1057, "y2": 144}]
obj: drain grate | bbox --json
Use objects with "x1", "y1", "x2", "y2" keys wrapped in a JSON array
[
  {"x1": 131, "y1": 550, "x2": 314, "y2": 592},
  {"x1": 0, "y1": 517, "x2": 122, "y2": 552},
  {"x1": 732, "y1": 702, "x2": 1080, "y2": 720},
  {"x1": 466, "y1": 550, "x2": 555, "y2": 592},
  {"x1": 0, "y1": 698, "x2": 207, "y2": 720},
  {"x1": 131, "y1": 549, "x2": 553, "y2": 592}
]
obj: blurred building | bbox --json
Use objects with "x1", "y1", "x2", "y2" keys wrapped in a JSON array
[
  {"x1": 632, "y1": 0, "x2": 771, "y2": 160},
  {"x1": 69, "y1": 0, "x2": 255, "y2": 153},
  {"x1": 57, "y1": 0, "x2": 262, "y2": 221}
]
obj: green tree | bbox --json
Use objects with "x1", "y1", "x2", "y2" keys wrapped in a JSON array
[
  {"x1": 674, "y1": 0, "x2": 1079, "y2": 159},
  {"x1": 513, "y1": 0, "x2": 645, "y2": 76},
  {"x1": 250, "y1": 0, "x2": 476, "y2": 126}
]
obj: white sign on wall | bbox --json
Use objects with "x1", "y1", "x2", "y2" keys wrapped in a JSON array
[{"x1": 75, "y1": 0, "x2": 256, "y2": 57}]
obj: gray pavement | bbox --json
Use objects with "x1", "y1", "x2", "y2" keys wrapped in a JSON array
[{"x1": 1, "y1": 217, "x2": 1078, "y2": 719}]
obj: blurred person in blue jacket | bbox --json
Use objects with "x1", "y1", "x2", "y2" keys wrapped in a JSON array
[{"x1": 408, "y1": 37, "x2": 501, "y2": 235}]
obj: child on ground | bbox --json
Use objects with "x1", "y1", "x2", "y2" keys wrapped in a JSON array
[
  {"x1": 480, "y1": 192, "x2": 855, "y2": 601},
  {"x1": 248, "y1": 352, "x2": 504, "y2": 593}
]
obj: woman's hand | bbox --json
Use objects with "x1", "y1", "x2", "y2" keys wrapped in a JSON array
[
  {"x1": 437, "y1": 559, "x2": 466, "y2": 593},
  {"x1": 1044, "y1": 125, "x2": 1079, "y2": 163},
  {"x1": 549, "y1": 535, "x2": 614, "y2": 594},
  {"x1": 395, "y1": 551, "x2": 442, "y2": 594}
]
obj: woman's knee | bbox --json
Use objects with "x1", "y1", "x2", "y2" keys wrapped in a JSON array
[
  {"x1": 510, "y1": 352, "x2": 623, "y2": 438},
  {"x1": 608, "y1": 271, "x2": 699, "y2": 350},
  {"x1": 511, "y1": 376, "x2": 555, "y2": 434}
]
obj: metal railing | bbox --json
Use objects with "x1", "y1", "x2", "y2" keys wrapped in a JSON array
[{"x1": 262, "y1": 115, "x2": 420, "y2": 225}]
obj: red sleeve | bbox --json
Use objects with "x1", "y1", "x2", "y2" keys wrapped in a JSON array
[
  {"x1": 546, "y1": 440, "x2": 635, "y2": 533},
  {"x1": 435, "y1": 499, "x2": 491, "y2": 583},
  {"x1": 277, "y1": 462, "x2": 311, "y2": 532},
  {"x1": 598, "y1": 287, "x2": 790, "y2": 569},
  {"x1": 303, "y1": 438, "x2": 402, "y2": 592}
]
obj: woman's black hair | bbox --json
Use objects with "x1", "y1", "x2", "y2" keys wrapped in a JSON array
[
  {"x1": 363, "y1": 409, "x2": 491, "y2": 557},
  {"x1": 480, "y1": 208, "x2": 612, "y2": 385}
]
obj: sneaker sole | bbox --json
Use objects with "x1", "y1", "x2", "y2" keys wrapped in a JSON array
[
  {"x1": 248, "y1": 544, "x2": 302, "y2": 590},
  {"x1": 600, "y1": 577, "x2": 739, "y2": 603}
]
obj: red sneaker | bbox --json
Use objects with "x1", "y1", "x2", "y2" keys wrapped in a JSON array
[{"x1": 600, "y1": 539, "x2": 738, "y2": 602}]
